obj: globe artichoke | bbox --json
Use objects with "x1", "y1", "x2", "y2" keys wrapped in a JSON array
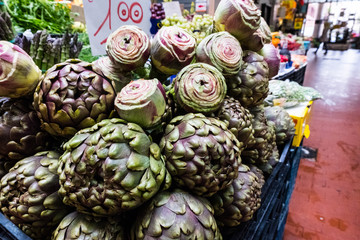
[
  {"x1": 248, "y1": 164, "x2": 265, "y2": 187},
  {"x1": 160, "y1": 113, "x2": 241, "y2": 197},
  {"x1": 0, "y1": 161, "x2": 13, "y2": 179},
  {"x1": 259, "y1": 44, "x2": 281, "y2": 78},
  {"x1": 264, "y1": 106, "x2": 295, "y2": 145},
  {"x1": 214, "y1": 0, "x2": 261, "y2": 41},
  {"x1": 92, "y1": 56, "x2": 131, "y2": 92},
  {"x1": 33, "y1": 59, "x2": 116, "y2": 138},
  {"x1": 172, "y1": 63, "x2": 227, "y2": 114},
  {"x1": 227, "y1": 51, "x2": 269, "y2": 108},
  {"x1": 0, "y1": 97, "x2": 50, "y2": 161},
  {"x1": 106, "y1": 25, "x2": 150, "y2": 72},
  {"x1": 52, "y1": 211, "x2": 126, "y2": 240},
  {"x1": 217, "y1": 96, "x2": 255, "y2": 150},
  {"x1": 0, "y1": 151, "x2": 71, "y2": 240},
  {"x1": 209, "y1": 163, "x2": 262, "y2": 227},
  {"x1": 58, "y1": 118, "x2": 171, "y2": 216},
  {"x1": 131, "y1": 189, "x2": 222, "y2": 240},
  {"x1": 115, "y1": 79, "x2": 167, "y2": 129},
  {"x1": 151, "y1": 26, "x2": 197, "y2": 75},
  {"x1": 240, "y1": 17, "x2": 272, "y2": 52},
  {"x1": 0, "y1": 41, "x2": 41, "y2": 98},
  {"x1": 196, "y1": 32, "x2": 243, "y2": 76}
]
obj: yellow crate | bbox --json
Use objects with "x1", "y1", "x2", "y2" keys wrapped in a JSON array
[{"x1": 284, "y1": 101, "x2": 313, "y2": 147}]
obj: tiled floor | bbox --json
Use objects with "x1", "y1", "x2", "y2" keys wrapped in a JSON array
[{"x1": 283, "y1": 49, "x2": 360, "y2": 240}]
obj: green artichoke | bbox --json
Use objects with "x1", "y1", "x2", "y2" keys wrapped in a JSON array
[
  {"x1": 115, "y1": 79, "x2": 167, "y2": 129},
  {"x1": 131, "y1": 189, "x2": 222, "y2": 240},
  {"x1": 0, "y1": 161, "x2": 13, "y2": 179},
  {"x1": 33, "y1": 59, "x2": 116, "y2": 138},
  {"x1": 58, "y1": 118, "x2": 171, "y2": 216},
  {"x1": 217, "y1": 96, "x2": 255, "y2": 150},
  {"x1": 214, "y1": 0, "x2": 261, "y2": 41},
  {"x1": 160, "y1": 113, "x2": 241, "y2": 197},
  {"x1": 106, "y1": 25, "x2": 150, "y2": 72},
  {"x1": 52, "y1": 211, "x2": 126, "y2": 240},
  {"x1": 0, "y1": 151, "x2": 71, "y2": 240},
  {"x1": 209, "y1": 163, "x2": 262, "y2": 227},
  {"x1": 248, "y1": 164, "x2": 265, "y2": 187},
  {"x1": 264, "y1": 106, "x2": 295, "y2": 145},
  {"x1": 151, "y1": 26, "x2": 197, "y2": 75},
  {"x1": 172, "y1": 63, "x2": 227, "y2": 114},
  {"x1": 240, "y1": 17, "x2": 272, "y2": 52},
  {"x1": 227, "y1": 50, "x2": 269, "y2": 108},
  {"x1": 0, "y1": 41, "x2": 41, "y2": 98},
  {"x1": 0, "y1": 97, "x2": 50, "y2": 162},
  {"x1": 196, "y1": 32, "x2": 243, "y2": 76}
]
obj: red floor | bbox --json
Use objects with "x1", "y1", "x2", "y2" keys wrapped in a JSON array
[{"x1": 283, "y1": 49, "x2": 360, "y2": 240}]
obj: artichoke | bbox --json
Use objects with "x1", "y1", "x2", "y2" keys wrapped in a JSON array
[
  {"x1": 240, "y1": 17, "x2": 272, "y2": 52},
  {"x1": 196, "y1": 32, "x2": 243, "y2": 76},
  {"x1": 259, "y1": 44, "x2": 281, "y2": 78},
  {"x1": 172, "y1": 63, "x2": 227, "y2": 114},
  {"x1": 0, "y1": 41, "x2": 41, "y2": 98},
  {"x1": 106, "y1": 25, "x2": 150, "y2": 72},
  {"x1": 58, "y1": 118, "x2": 171, "y2": 216},
  {"x1": 151, "y1": 26, "x2": 197, "y2": 75},
  {"x1": 131, "y1": 189, "x2": 222, "y2": 240},
  {"x1": 214, "y1": 0, "x2": 261, "y2": 41},
  {"x1": 0, "y1": 97, "x2": 50, "y2": 161},
  {"x1": 248, "y1": 164, "x2": 265, "y2": 187},
  {"x1": 33, "y1": 59, "x2": 116, "y2": 138},
  {"x1": 115, "y1": 79, "x2": 167, "y2": 129},
  {"x1": 92, "y1": 56, "x2": 131, "y2": 92},
  {"x1": 160, "y1": 113, "x2": 241, "y2": 197},
  {"x1": 227, "y1": 50, "x2": 269, "y2": 108},
  {"x1": 264, "y1": 106, "x2": 295, "y2": 145},
  {"x1": 52, "y1": 211, "x2": 126, "y2": 240},
  {"x1": 217, "y1": 96, "x2": 255, "y2": 150},
  {"x1": 0, "y1": 151, "x2": 71, "y2": 240},
  {"x1": 209, "y1": 163, "x2": 262, "y2": 227}
]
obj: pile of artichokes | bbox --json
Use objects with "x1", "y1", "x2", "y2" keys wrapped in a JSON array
[{"x1": 0, "y1": 0, "x2": 296, "y2": 239}]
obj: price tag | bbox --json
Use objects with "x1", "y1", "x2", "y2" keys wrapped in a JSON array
[{"x1": 83, "y1": 0, "x2": 151, "y2": 56}]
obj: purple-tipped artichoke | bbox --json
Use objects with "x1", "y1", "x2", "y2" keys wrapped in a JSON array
[
  {"x1": 259, "y1": 44, "x2": 281, "y2": 78},
  {"x1": 33, "y1": 59, "x2": 116, "y2": 138},
  {"x1": 58, "y1": 118, "x2": 171, "y2": 217},
  {"x1": 173, "y1": 63, "x2": 227, "y2": 114},
  {"x1": 151, "y1": 26, "x2": 197, "y2": 75},
  {"x1": 115, "y1": 79, "x2": 167, "y2": 129},
  {"x1": 210, "y1": 164, "x2": 262, "y2": 227},
  {"x1": 106, "y1": 25, "x2": 150, "y2": 72},
  {"x1": 240, "y1": 17, "x2": 272, "y2": 52},
  {"x1": 227, "y1": 51, "x2": 269, "y2": 108},
  {"x1": 52, "y1": 212, "x2": 126, "y2": 240},
  {"x1": 196, "y1": 32, "x2": 243, "y2": 76},
  {"x1": 131, "y1": 189, "x2": 222, "y2": 240},
  {"x1": 248, "y1": 164, "x2": 265, "y2": 187},
  {"x1": 0, "y1": 98, "x2": 50, "y2": 161},
  {"x1": 160, "y1": 113, "x2": 241, "y2": 197},
  {"x1": 0, "y1": 41, "x2": 41, "y2": 98},
  {"x1": 0, "y1": 151, "x2": 71, "y2": 240},
  {"x1": 214, "y1": 0, "x2": 261, "y2": 41}
]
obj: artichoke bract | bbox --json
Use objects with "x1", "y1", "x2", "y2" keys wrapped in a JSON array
[
  {"x1": 173, "y1": 63, "x2": 227, "y2": 114},
  {"x1": 0, "y1": 98, "x2": 50, "y2": 161},
  {"x1": 196, "y1": 32, "x2": 243, "y2": 76},
  {"x1": 210, "y1": 164, "x2": 262, "y2": 227},
  {"x1": 214, "y1": 0, "x2": 261, "y2": 41},
  {"x1": 132, "y1": 189, "x2": 222, "y2": 240},
  {"x1": 52, "y1": 212, "x2": 126, "y2": 240},
  {"x1": 151, "y1": 26, "x2": 196, "y2": 75},
  {"x1": 58, "y1": 118, "x2": 171, "y2": 216},
  {"x1": 33, "y1": 59, "x2": 116, "y2": 138},
  {"x1": 0, "y1": 151, "x2": 71, "y2": 240},
  {"x1": 115, "y1": 79, "x2": 167, "y2": 129},
  {"x1": 160, "y1": 113, "x2": 241, "y2": 197},
  {"x1": 0, "y1": 41, "x2": 41, "y2": 98},
  {"x1": 227, "y1": 51, "x2": 269, "y2": 108},
  {"x1": 92, "y1": 56, "x2": 131, "y2": 92},
  {"x1": 106, "y1": 25, "x2": 150, "y2": 72},
  {"x1": 259, "y1": 44, "x2": 281, "y2": 78},
  {"x1": 240, "y1": 17, "x2": 272, "y2": 52},
  {"x1": 217, "y1": 96, "x2": 255, "y2": 151}
]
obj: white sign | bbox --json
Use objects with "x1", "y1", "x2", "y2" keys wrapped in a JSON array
[
  {"x1": 83, "y1": 0, "x2": 151, "y2": 56},
  {"x1": 162, "y1": 2, "x2": 182, "y2": 18},
  {"x1": 196, "y1": 0, "x2": 207, "y2": 12}
]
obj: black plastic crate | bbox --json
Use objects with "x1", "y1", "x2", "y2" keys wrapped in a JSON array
[
  {"x1": 0, "y1": 213, "x2": 32, "y2": 240},
  {"x1": 273, "y1": 64, "x2": 307, "y2": 86}
]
